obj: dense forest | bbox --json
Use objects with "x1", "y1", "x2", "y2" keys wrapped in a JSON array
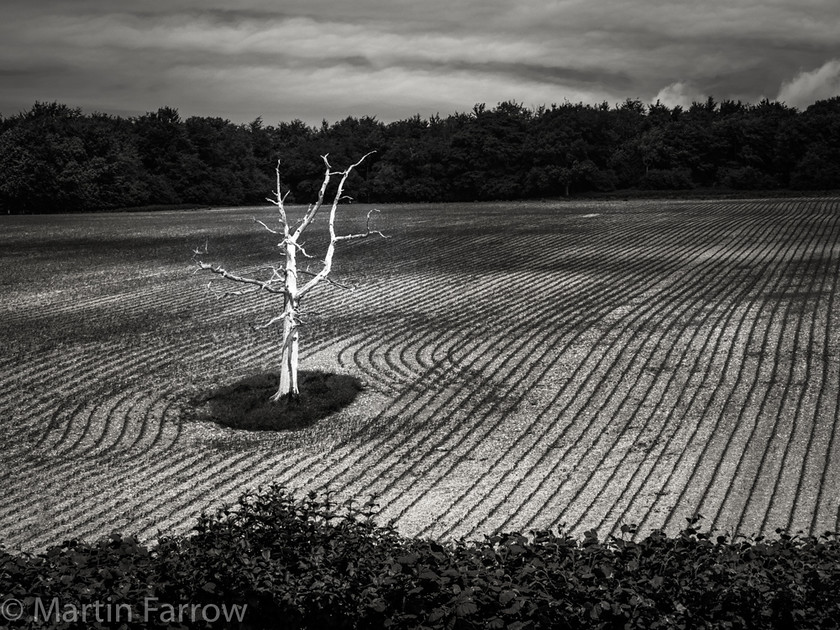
[{"x1": 1, "y1": 97, "x2": 839, "y2": 213}]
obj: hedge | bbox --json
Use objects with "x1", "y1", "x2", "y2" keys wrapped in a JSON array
[{"x1": 2, "y1": 484, "x2": 839, "y2": 629}]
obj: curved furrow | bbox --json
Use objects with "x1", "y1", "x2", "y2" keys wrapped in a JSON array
[
  {"x1": 89, "y1": 389, "x2": 156, "y2": 453},
  {"x1": 0, "y1": 425, "x2": 206, "y2": 543},
  {"x1": 322, "y1": 215, "x2": 728, "y2": 512},
  {"x1": 17, "y1": 447, "x2": 260, "y2": 549},
  {"x1": 323, "y1": 269, "x2": 594, "y2": 445},
  {"x1": 380, "y1": 237, "x2": 756, "y2": 534},
  {"x1": 308, "y1": 291, "x2": 533, "y2": 490},
  {"x1": 0, "y1": 341, "x2": 131, "y2": 444},
  {"x1": 134, "y1": 450, "x2": 313, "y2": 543},
  {"x1": 596, "y1": 206, "x2": 808, "y2": 536},
  {"x1": 35, "y1": 363, "x2": 377, "y2": 547},
  {"x1": 310, "y1": 206, "x2": 720, "y2": 524},
  {"x1": 5, "y1": 382, "x2": 206, "y2": 526},
  {"x1": 336, "y1": 229, "x2": 598, "y2": 391},
  {"x1": 758, "y1": 210, "x2": 840, "y2": 533},
  {"x1": 698, "y1": 207, "x2": 833, "y2": 534},
  {"x1": 340, "y1": 277, "x2": 475, "y2": 391},
  {"x1": 11, "y1": 358, "x2": 196, "y2": 474},
  {"x1": 633, "y1": 201, "x2": 817, "y2": 533},
  {"x1": 57, "y1": 388, "x2": 138, "y2": 455},
  {"x1": 451, "y1": 204, "x2": 774, "y2": 537},
  {"x1": 32, "y1": 345, "x2": 175, "y2": 451},
  {"x1": 729, "y1": 211, "x2": 838, "y2": 535},
  {"x1": 333, "y1": 243, "x2": 524, "y2": 381},
  {"x1": 3, "y1": 329, "x2": 342, "y2": 529},
  {"x1": 548, "y1": 204, "x2": 812, "y2": 530},
  {"x1": 339, "y1": 216, "x2": 655, "y2": 389},
  {"x1": 51, "y1": 320, "x2": 342, "y2": 454},
  {"x1": 654, "y1": 202, "x2": 832, "y2": 534},
  {"x1": 301, "y1": 214, "x2": 693, "y2": 499},
  {"x1": 342, "y1": 279, "x2": 496, "y2": 391},
  {"x1": 114, "y1": 390, "x2": 184, "y2": 455},
  {"x1": 539, "y1": 205, "x2": 789, "y2": 537},
  {"x1": 805, "y1": 215, "x2": 840, "y2": 533},
  {"x1": 13, "y1": 393, "x2": 197, "y2": 531},
  {"x1": 358, "y1": 213, "x2": 695, "y2": 417}
]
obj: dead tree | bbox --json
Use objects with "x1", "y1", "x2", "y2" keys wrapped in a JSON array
[{"x1": 195, "y1": 152, "x2": 384, "y2": 402}]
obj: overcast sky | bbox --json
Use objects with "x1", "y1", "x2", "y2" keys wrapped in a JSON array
[{"x1": 2, "y1": 0, "x2": 839, "y2": 124}]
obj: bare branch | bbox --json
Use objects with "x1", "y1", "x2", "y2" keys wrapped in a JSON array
[
  {"x1": 287, "y1": 238, "x2": 315, "y2": 258},
  {"x1": 296, "y1": 268, "x2": 354, "y2": 290},
  {"x1": 251, "y1": 313, "x2": 286, "y2": 330},
  {"x1": 254, "y1": 218, "x2": 279, "y2": 235},
  {"x1": 196, "y1": 261, "x2": 284, "y2": 294},
  {"x1": 206, "y1": 282, "x2": 263, "y2": 299},
  {"x1": 273, "y1": 160, "x2": 289, "y2": 229},
  {"x1": 292, "y1": 157, "x2": 333, "y2": 238},
  {"x1": 335, "y1": 208, "x2": 388, "y2": 242},
  {"x1": 297, "y1": 153, "x2": 378, "y2": 298},
  {"x1": 291, "y1": 152, "x2": 376, "y2": 241},
  {"x1": 325, "y1": 275, "x2": 355, "y2": 290}
]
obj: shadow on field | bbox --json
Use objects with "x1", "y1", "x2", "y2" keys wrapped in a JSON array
[{"x1": 190, "y1": 371, "x2": 363, "y2": 431}]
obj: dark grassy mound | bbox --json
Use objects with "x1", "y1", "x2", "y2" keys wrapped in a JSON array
[{"x1": 191, "y1": 371, "x2": 363, "y2": 431}]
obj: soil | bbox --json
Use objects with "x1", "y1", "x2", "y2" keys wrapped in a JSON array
[{"x1": 1, "y1": 197, "x2": 839, "y2": 552}]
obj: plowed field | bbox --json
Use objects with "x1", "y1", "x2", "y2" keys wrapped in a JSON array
[{"x1": 2, "y1": 197, "x2": 839, "y2": 552}]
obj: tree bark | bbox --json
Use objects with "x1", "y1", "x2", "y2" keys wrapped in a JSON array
[{"x1": 274, "y1": 229, "x2": 300, "y2": 401}]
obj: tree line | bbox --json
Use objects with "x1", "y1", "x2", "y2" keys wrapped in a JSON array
[{"x1": 1, "y1": 96, "x2": 839, "y2": 213}]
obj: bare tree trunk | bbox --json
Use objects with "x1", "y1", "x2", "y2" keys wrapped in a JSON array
[
  {"x1": 274, "y1": 220, "x2": 300, "y2": 402},
  {"x1": 275, "y1": 299, "x2": 300, "y2": 401}
]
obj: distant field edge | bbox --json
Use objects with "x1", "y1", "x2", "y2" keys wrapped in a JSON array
[{"x1": 3, "y1": 188, "x2": 840, "y2": 214}]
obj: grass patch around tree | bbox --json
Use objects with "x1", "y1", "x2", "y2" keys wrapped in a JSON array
[{"x1": 190, "y1": 371, "x2": 364, "y2": 431}]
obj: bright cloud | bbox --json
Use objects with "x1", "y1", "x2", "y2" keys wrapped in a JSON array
[
  {"x1": 652, "y1": 82, "x2": 703, "y2": 109},
  {"x1": 777, "y1": 59, "x2": 840, "y2": 108}
]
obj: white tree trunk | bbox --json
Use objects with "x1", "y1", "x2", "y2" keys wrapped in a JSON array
[
  {"x1": 274, "y1": 237, "x2": 300, "y2": 401},
  {"x1": 274, "y1": 301, "x2": 300, "y2": 401}
]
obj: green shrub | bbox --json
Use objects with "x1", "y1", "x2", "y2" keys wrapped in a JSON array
[{"x1": 2, "y1": 486, "x2": 839, "y2": 629}]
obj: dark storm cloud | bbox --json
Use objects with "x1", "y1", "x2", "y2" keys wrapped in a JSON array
[{"x1": 1, "y1": 0, "x2": 839, "y2": 122}]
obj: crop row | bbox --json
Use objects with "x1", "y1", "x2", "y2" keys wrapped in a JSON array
[{"x1": 0, "y1": 198, "x2": 838, "y2": 552}]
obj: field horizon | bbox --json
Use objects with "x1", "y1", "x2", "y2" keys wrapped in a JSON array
[{"x1": 1, "y1": 197, "x2": 839, "y2": 553}]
